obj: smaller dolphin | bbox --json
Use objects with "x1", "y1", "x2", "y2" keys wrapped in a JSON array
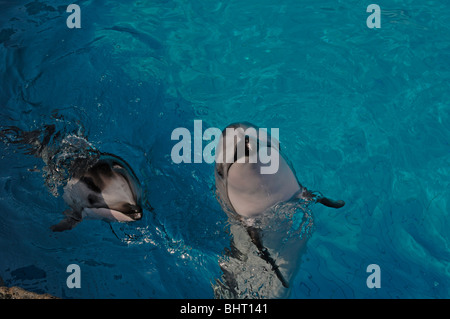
[
  {"x1": 51, "y1": 153, "x2": 143, "y2": 231},
  {"x1": 1, "y1": 125, "x2": 145, "y2": 232}
]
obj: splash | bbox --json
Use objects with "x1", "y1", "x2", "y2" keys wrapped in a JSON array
[
  {"x1": 0, "y1": 123, "x2": 100, "y2": 197},
  {"x1": 249, "y1": 197, "x2": 315, "y2": 242},
  {"x1": 214, "y1": 197, "x2": 315, "y2": 298}
]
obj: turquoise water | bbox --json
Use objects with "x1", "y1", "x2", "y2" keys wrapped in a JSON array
[{"x1": 1, "y1": 0, "x2": 449, "y2": 298}]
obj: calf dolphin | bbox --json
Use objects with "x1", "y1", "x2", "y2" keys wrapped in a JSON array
[
  {"x1": 52, "y1": 152, "x2": 143, "y2": 231},
  {"x1": 1, "y1": 125, "x2": 144, "y2": 232},
  {"x1": 213, "y1": 122, "x2": 345, "y2": 298}
]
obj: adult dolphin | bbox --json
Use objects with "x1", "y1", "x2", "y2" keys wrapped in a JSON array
[{"x1": 213, "y1": 122, "x2": 345, "y2": 298}]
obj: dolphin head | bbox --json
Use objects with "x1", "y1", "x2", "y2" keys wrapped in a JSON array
[
  {"x1": 214, "y1": 122, "x2": 256, "y2": 184},
  {"x1": 64, "y1": 154, "x2": 143, "y2": 222},
  {"x1": 215, "y1": 122, "x2": 301, "y2": 218}
]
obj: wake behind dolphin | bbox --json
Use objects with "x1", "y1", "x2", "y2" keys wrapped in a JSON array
[
  {"x1": 0, "y1": 124, "x2": 145, "y2": 231},
  {"x1": 213, "y1": 122, "x2": 345, "y2": 298}
]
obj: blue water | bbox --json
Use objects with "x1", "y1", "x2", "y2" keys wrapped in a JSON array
[{"x1": 1, "y1": 0, "x2": 449, "y2": 298}]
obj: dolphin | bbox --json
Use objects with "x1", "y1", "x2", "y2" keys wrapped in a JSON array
[
  {"x1": 213, "y1": 122, "x2": 345, "y2": 298},
  {"x1": 51, "y1": 152, "x2": 144, "y2": 231},
  {"x1": 1, "y1": 125, "x2": 145, "y2": 232}
]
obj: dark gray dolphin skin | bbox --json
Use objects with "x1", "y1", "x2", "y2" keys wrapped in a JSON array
[
  {"x1": 214, "y1": 122, "x2": 345, "y2": 298},
  {"x1": 0, "y1": 125, "x2": 144, "y2": 232}
]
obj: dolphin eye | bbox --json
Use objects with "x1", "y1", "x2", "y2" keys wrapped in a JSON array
[
  {"x1": 244, "y1": 136, "x2": 251, "y2": 157},
  {"x1": 88, "y1": 194, "x2": 98, "y2": 205},
  {"x1": 217, "y1": 166, "x2": 224, "y2": 178},
  {"x1": 80, "y1": 176, "x2": 101, "y2": 193}
]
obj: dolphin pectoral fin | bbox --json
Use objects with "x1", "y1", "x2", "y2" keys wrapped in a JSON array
[
  {"x1": 317, "y1": 197, "x2": 345, "y2": 209},
  {"x1": 50, "y1": 210, "x2": 81, "y2": 232},
  {"x1": 246, "y1": 227, "x2": 290, "y2": 289},
  {"x1": 296, "y1": 189, "x2": 345, "y2": 208},
  {"x1": 50, "y1": 218, "x2": 79, "y2": 232}
]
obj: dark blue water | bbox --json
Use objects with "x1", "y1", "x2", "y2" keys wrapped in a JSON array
[{"x1": 1, "y1": 0, "x2": 449, "y2": 298}]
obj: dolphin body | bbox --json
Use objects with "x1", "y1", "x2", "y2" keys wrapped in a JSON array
[{"x1": 213, "y1": 122, "x2": 345, "y2": 298}]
